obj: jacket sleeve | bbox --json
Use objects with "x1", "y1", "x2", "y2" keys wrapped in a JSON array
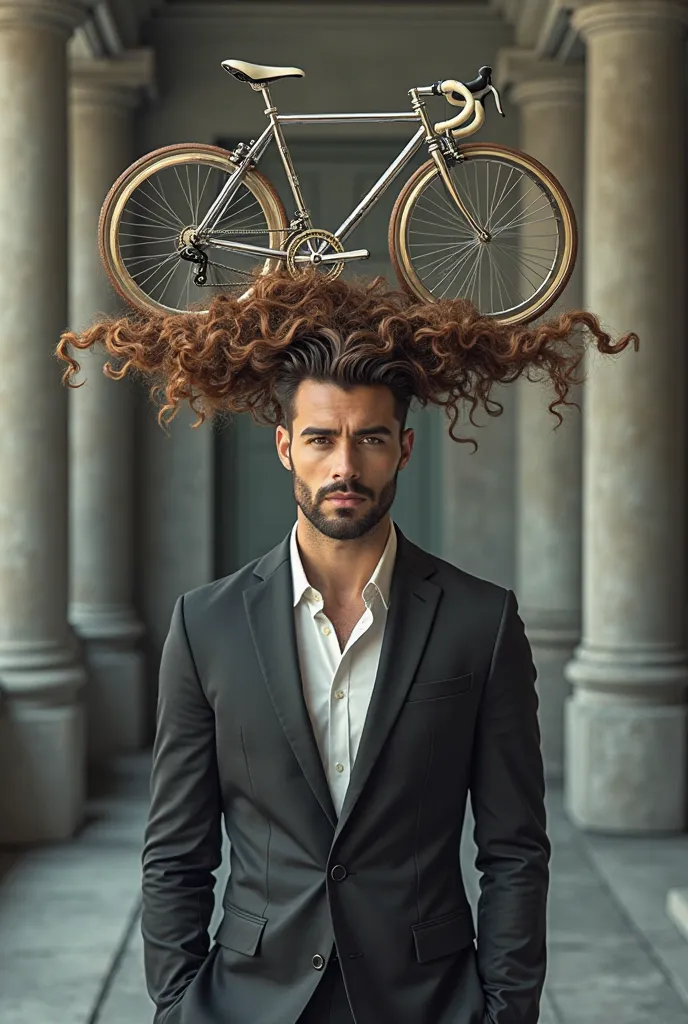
[
  {"x1": 141, "y1": 594, "x2": 222, "y2": 1021},
  {"x1": 469, "y1": 589, "x2": 551, "y2": 1024}
]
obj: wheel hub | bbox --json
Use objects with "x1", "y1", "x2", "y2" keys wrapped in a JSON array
[{"x1": 179, "y1": 225, "x2": 200, "y2": 249}]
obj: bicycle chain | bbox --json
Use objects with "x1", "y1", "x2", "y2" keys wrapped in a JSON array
[{"x1": 212, "y1": 227, "x2": 291, "y2": 236}]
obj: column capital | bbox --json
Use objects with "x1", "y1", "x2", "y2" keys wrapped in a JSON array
[
  {"x1": 571, "y1": 0, "x2": 688, "y2": 36},
  {"x1": 0, "y1": 0, "x2": 89, "y2": 33},
  {"x1": 70, "y1": 48, "x2": 156, "y2": 109},
  {"x1": 495, "y1": 47, "x2": 585, "y2": 106}
]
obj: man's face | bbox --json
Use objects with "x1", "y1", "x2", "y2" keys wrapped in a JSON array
[{"x1": 276, "y1": 381, "x2": 414, "y2": 541}]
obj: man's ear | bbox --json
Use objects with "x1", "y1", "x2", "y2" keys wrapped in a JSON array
[
  {"x1": 398, "y1": 426, "x2": 414, "y2": 471},
  {"x1": 276, "y1": 424, "x2": 292, "y2": 470}
]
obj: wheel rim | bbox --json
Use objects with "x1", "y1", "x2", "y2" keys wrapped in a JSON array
[
  {"x1": 103, "y1": 151, "x2": 287, "y2": 316},
  {"x1": 396, "y1": 152, "x2": 575, "y2": 323}
]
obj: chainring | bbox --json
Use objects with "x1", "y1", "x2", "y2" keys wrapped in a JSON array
[{"x1": 285, "y1": 229, "x2": 345, "y2": 280}]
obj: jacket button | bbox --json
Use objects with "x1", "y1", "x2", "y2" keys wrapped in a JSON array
[
  {"x1": 330, "y1": 864, "x2": 348, "y2": 882},
  {"x1": 312, "y1": 954, "x2": 325, "y2": 970}
]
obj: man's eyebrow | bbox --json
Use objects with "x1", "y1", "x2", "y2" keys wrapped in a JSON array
[{"x1": 300, "y1": 425, "x2": 393, "y2": 437}]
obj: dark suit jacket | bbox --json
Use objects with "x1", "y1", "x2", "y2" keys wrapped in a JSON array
[{"x1": 142, "y1": 526, "x2": 550, "y2": 1024}]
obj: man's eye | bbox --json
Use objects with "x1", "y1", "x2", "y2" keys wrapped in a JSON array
[
  {"x1": 308, "y1": 437, "x2": 330, "y2": 445},
  {"x1": 361, "y1": 436, "x2": 383, "y2": 444}
]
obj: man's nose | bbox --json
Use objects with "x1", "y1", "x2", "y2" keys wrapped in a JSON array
[{"x1": 332, "y1": 440, "x2": 359, "y2": 480}]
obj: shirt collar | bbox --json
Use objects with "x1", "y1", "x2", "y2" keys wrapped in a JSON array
[{"x1": 290, "y1": 520, "x2": 397, "y2": 611}]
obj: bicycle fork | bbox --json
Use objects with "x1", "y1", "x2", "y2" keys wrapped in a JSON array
[{"x1": 410, "y1": 90, "x2": 489, "y2": 242}]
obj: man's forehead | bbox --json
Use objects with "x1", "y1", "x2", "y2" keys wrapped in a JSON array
[{"x1": 293, "y1": 381, "x2": 395, "y2": 420}]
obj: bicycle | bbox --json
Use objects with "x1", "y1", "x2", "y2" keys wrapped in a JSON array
[{"x1": 99, "y1": 59, "x2": 577, "y2": 325}]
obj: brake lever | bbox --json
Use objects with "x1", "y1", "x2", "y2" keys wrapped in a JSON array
[
  {"x1": 488, "y1": 84, "x2": 505, "y2": 117},
  {"x1": 470, "y1": 83, "x2": 505, "y2": 118}
]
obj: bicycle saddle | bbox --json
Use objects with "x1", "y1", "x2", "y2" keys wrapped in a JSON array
[{"x1": 222, "y1": 59, "x2": 305, "y2": 84}]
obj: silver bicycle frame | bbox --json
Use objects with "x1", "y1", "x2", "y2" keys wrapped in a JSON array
[{"x1": 196, "y1": 86, "x2": 429, "y2": 257}]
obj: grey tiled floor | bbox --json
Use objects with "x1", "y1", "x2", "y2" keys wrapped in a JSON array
[{"x1": 1, "y1": 754, "x2": 687, "y2": 1024}]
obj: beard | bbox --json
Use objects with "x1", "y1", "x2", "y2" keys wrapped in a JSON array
[{"x1": 292, "y1": 467, "x2": 399, "y2": 540}]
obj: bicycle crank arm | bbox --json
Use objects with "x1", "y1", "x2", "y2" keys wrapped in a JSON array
[{"x1": 292, "y1": 249, "x2": 370, "y2": 264}]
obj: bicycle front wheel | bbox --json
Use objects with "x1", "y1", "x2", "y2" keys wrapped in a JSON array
[
  {"x1": 99, "y1": 143, "x2": 289, "y2": 317},
  {"x1": 389, "y1": 144, "x2": 577, "y2": 325}
]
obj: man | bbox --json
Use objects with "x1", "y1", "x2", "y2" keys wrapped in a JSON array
[{"x1": 57, "y1": 271, "x2": 637, "y2": 1024}]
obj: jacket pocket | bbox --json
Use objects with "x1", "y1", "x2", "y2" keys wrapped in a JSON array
[
  {"x1": 411, "y1": 908, "x2": 475, "y2": 963},
  {"x1": 406, "y1": 673, "x2": 473, "y2": 703},
  {"x1": 214, "y1": 903, "x2": 268, "y2": 956}
]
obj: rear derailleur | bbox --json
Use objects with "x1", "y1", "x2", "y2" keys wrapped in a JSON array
[{"x1": 179, "y1": 230, "x2": 209, "y2": 286}]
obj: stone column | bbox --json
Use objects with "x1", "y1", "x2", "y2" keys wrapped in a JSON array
[
  {"x1": 564, "y1": 0, "x2": 688, "y2": 833},
  {"x1": 496, "y1": 51, "x2": 585, "y2": 781},
  {"x1": 0, "y1": 0, "x2": 89, "y2": 843},
  {"x1": 68, "y1": 51, "x2": 154, "y2": 764}
]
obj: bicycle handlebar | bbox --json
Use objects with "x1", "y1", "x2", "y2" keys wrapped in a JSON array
[
  {"x1": 433, "y1": 81, "x2": 475, "y2": 135},
  {"x1": 426, "y1": 65, "x2": 505, "y2": 136}
]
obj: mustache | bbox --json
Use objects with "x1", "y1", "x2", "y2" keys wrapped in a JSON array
[{"x1": 317, "y1": 481, "x2": 374, "y2": 502}]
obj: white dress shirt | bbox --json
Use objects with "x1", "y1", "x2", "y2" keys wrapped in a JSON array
[{"x1": 290, "y1": 520, "x2": 398, "y2": 817}]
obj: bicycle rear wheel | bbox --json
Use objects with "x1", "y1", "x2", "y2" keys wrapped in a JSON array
[
  {"x1": 99, "y1": 143, "x2": 289, "y2": 316},
  {"x1": 389, "y1": 144, "x2": 577, "y2": 325}
]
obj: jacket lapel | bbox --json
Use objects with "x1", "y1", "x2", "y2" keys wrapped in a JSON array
[
  {"x1": 244, "y1": 536, "x2": 337, "y2": 829},
  {"x1": 335, "y1": 531, "x2": 442, "y2": 839}
]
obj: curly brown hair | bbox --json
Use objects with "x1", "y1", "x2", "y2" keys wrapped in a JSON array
[{"x1": 55, "y1": 270, "x2": 638, "y2": 449}]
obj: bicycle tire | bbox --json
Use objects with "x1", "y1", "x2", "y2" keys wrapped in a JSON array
[
  {"x1": 388, "y1": 144, "x2": 577, "y2": 326},
  {"x1": 98, "y1": 143, "x2": 289, "y2": 317}
]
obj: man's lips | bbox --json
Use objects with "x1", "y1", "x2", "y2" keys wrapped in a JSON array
[{"x1": 326, "y1": 494, "x2": 365, "y2": 505}]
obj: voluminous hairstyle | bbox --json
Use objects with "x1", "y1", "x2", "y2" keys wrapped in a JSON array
[{"x1": 56, "y1": 270, "x2": 638, "y2": 449}]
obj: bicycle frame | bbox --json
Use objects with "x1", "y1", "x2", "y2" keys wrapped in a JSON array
[{"x1": 196, "y1": 84, "x2": 435, "y2": 261}]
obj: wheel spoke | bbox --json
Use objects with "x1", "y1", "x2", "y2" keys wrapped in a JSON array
[
  {"x1": 412, "y1": 239, "x2": 479, "y2": 275},
  {"x1": 139, "y1": 180, "x2": 185, "y2": 228},
  {"x1": 194, "y1": 164, "x2": 213, "y2": 223},
  {"x1": 490, "y1": 188, "x2": 551, "y2": 235},
  {"x1": 495, "y1": 238, "x2": 556, "y2": 267},
  {"x1": 485, "y1": 167, "x2": 520, "y2": 229},
  {"x1": 118, "y1": 234, "x2": 179, "y2": 247},
  {"x1": 126, "y1": 194, "x2": 179, "y2": 232},
  {"x1": 173, "y1": 166, "x2": 195, "y2": 220},
  {"x1": 417, "y1": 183, "x2": 474, "y2": 230},
  {"x1": 155, "y1": 258, "x2": 183, "y2": 305},
  {"x1": 132, "y1": 252, "x2": 179, "y2": 287},
  {"x1": 488, "y1": 243, "x2": 529, "y2": 307},
  {"x1": 490, "y1": 239, "x2": 543, "y2": 292}
]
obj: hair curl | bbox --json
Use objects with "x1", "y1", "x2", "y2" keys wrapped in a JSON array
[{"x1": 55, "y1": 270, "x2": 638, "y2": 449}]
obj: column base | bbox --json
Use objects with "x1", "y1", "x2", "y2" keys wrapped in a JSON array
[
  {"x1": 0, "y1": 696, "x2": 86, "y2": 844},
  {"x1": 70, "y1": 604, "x2": 147, "y2": 764},
  {"x1": 0, "y1": 640, "x2": 87, "y2": 842},
  {"x1": 564, "y1": 691, "x2": 687, "y2": 833},
  {"x1": 83, "y1": 643, "x2": 147, "y2": 763}
]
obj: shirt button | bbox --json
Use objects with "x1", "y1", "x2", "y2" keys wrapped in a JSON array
[
  {"x1": 322, "y1": 626, "x2": 331, "y2": 636},
  {"x1": 335, "y1": 763, "x2": 344, "y2": 773},
  {"x1": 334, "y1": 690, "x2": 345, "y2": 700},
  {"x1": 330, "y1": 864, "x2": 348, "y2": 882},
  {"x1": 312, "y1": 954, "x2": 325, "y2": 970}
]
